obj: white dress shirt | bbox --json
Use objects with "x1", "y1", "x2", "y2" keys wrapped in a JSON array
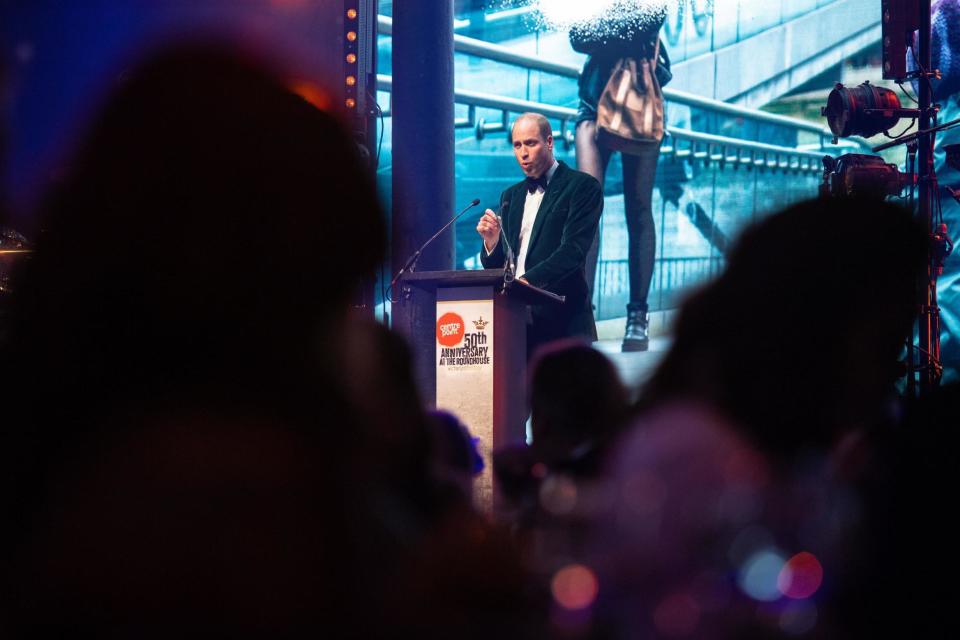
[{"x1": 515, "y1": 160, "x2": 559, "y2": 277}]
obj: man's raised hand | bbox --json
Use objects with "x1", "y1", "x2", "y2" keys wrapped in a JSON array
[{"x1": 476, "y1": 209, "x2": 501, "y2": 253}]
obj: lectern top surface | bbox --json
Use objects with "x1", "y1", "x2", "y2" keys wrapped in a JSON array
[{"x1": 399, "y1": 268, "x2": 564, "y2": 305}]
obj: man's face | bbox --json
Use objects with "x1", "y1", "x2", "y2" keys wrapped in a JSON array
[{"x1": 512, "y1": 118, "x2": 554, "y2": 179}]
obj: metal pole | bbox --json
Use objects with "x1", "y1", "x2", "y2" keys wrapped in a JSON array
[
  {"x1": 391, "y1": 1, "x2": 455, "y2": 277},
  {"x1": 907, "y1": 143, "x2": 917, "y2": 399},
  {"x1": 917, "y1": 0, "x2": 939, "y2": 393},
  {"x1": 354, "y1": 0, "x2": 379, "y2": 315}
]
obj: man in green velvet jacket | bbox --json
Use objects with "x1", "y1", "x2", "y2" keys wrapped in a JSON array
[{"x1": 476, "y1": 112, "x2": 603, "y2": 358}]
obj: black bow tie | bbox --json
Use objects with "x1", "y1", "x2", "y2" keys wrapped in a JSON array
[{"x1": 525, "y1": 174, "x2": 548, "y2": 194}]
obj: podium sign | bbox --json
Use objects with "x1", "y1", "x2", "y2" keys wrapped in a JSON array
[{"x1": 435, "y1": 294, "x2": 496, "y2": 506}]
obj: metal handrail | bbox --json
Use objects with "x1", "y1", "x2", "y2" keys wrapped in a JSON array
[
  {"x1": 382, "y1": 75, "x2": 572, "y2": 119},
  {"x1": 376, "y1": 75, "x2": 826, "y2": 174},
  {"x1": 452, "y1": 4, "x2": 535, "y2": 30},
  {"x1": 380, "y1": 15, "x2": 579, "y2": 78},
  {"x1": 377, "y1": 14, "x2": 871, "y2": 150}
]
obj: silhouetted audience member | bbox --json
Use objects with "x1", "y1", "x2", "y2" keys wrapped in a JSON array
[
  {"x1": 637, "y1": 197, "x2": 925, "y2": 457},
  {"x1": 425, "y1": 409, "x2": 484, "y2": 506},
  {"x1": 530, "y1": 339, "x2": 631, "y2": 473},
  {"x1": 0, "y1": 42, "x2": 511, "y2": 638},
  {"x1": 583, "y1": 198, "x2": 927, "y2": 638},
  {"x1": 493, "y1": 340, "x2": 631, "y2": 620},
  {"x1": 495, "y1": 340, "x2": 629, "y2": 520},
  {"x1": 385, "y1": 406, "x2": 541, "y2": 639},
  {"x1": 334, "y1": 319, "x2": 541, "y2": 639},
  {"x1": 492, "y1": 443, "x2": 541, "y2": 525}
]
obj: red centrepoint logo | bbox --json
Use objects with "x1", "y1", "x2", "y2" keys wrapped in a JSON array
[{"x1": 437, "y1": 312, "x2": 465, "y2": 347}]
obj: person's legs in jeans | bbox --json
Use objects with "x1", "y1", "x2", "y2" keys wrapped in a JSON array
[{"x1": 621, "y1": 142, "x2": 660, "y2": 351}]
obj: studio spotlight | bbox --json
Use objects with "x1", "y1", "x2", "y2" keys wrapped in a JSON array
[
  {"x1": 821, "y1": 82, "x2": 903, "y2": 139},
  {"x1": 820, "y1": 153, "x2": 910, "y2": 198}
]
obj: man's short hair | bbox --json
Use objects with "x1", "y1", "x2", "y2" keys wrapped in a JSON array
[{"x1": 512, "y1": 112, "x2": 552, "y2": 142}]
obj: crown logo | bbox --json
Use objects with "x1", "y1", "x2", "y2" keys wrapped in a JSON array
[{"x1": 472, "y1": 316, "x2": 489, "y2": 331}]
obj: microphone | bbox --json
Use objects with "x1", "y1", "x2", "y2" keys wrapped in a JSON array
[
  {"x1": 390, "y1": 198, "x2": 481, "y2": 293},
  {"x1": 494, "y1": 198, "x2": 517, "y2": 281}
]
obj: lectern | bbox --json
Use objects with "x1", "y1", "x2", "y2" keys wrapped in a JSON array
[{"x1": 394, "y1": 268, "x2": 564, "y2": 509}]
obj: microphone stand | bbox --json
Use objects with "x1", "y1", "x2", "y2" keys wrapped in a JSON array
[
  {"x1": 389, "y1": 198, "x2": 481, "y2": 300},
  {"x1": 495, "y1": 198, "x2": 517, "y2": 283}
]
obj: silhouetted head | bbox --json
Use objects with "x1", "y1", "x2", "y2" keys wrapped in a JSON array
[
  {"x1": 0, "y1": 43, "x2": 406, "y2": 637},
  {"x1": 425, "y1": 409, "x2": 483, "y2": 504},
  {"x1": 530, "y1": 339, "x2": 630, "y2": 469},
  {"x1": 6, "y1": 42, "x2": 384, "y2": 408},
  {"x1": 640, "y1": 196, "x2": 926, "y2": 457}
]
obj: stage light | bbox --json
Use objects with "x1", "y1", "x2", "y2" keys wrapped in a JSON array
[
  {"x1": 820, "y1": 154, "x2": 909, "y2": 198},
  {"x1": 341, "y1": 2, "x2": 368, "y2": 120},
  {"x1": 821, "y1": 82, "x2": 902, "y2": 138}
]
